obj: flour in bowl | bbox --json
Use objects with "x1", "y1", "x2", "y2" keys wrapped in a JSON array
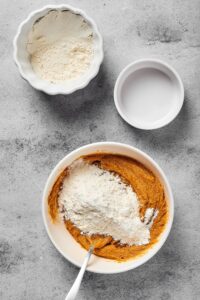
[
  {"x1": 27, "y1": 10, "x2": 94, "y2": 84},
  {"x1": 58, "y1": 159, "x2": 157, "y2": 246}
]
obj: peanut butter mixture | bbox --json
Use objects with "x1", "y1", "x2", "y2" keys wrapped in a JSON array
[{"x1": 48, "y1": 154, "x2": 168, "y2": 261}]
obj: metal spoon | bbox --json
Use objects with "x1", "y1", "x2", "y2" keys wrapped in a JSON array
[{"x1": 65, "y1": 245, "x2": 94, "y2": 300}]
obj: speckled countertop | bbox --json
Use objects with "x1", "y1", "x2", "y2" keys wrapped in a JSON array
[{"x1": 1, "y1": 0, "x2": 200, "y2": 299}]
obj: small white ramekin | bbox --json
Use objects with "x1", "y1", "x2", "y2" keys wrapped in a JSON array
[
  {"x1": 42, "y1": 142, "x2": 174, "y2": 274},
  {"x1": 114, "y1": 59, "x2": 184, "y2": 130},
  {"x1": 13, "y1": 5, "x2": 104, "y2": 95}
]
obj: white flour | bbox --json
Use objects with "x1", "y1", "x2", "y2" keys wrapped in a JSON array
[
  {"x1": 27, "y1": 10, "x2": 94, "y2": 84},
  {"x1": 59, "y1": 159, "x2": 157, "y2": 246}
]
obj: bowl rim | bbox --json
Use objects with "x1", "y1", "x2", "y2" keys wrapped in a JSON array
[
  {"x1": 13, "y1": 4, "x2": 104, "y2": 95},
  {"x1": 114, "y1": 58, "x2": 184, "y2": 130},
  {"x1": 42, "y1": 142, "x2": 174, "y2": 274}
]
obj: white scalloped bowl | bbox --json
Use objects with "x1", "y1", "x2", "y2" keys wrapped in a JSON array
[
  {"x1": 13, "y1": 5, "x2": 103, "y2": 95},
  {"x1": 42, "y1": 142, "x2": 174, "y2": 274}
]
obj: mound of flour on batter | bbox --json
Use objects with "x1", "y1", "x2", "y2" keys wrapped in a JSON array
[{"x1": 58, "y1": 159, "x2": 156, "y2": 246}]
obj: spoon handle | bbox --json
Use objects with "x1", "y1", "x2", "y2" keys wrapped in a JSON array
[{"x1": 65, "y1": 247, "x2": 93, "y2": 300}]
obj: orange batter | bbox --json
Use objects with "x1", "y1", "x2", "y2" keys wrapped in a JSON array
[{"x1": 48, "y1": 153, "x2": 168, "y2": 261}]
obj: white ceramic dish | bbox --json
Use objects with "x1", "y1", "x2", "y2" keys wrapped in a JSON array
[
  {"x1": 13, "y1": 4, "x2": 103, "y2": 95},
  {"x1": 42, "y1": 142, "x2": 174, "y2": 274},
  {"x1": 114, "y1": 59, "x2": 184, "y2": 130}
]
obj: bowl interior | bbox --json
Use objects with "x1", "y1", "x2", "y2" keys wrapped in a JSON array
[
  {"x1": 14, "y1": 5, "x2": 103, "y2": 94},
  {"x1": 42, "y1": 143, "x2": 173, "y2": 274},
  {"x1": 114, "y1": 60, "x2": 184, "y2": 130}
]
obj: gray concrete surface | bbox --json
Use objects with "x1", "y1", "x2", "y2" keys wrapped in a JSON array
[{"x1": 0, "y1": 0, "x2": 200, "y2": 299}]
